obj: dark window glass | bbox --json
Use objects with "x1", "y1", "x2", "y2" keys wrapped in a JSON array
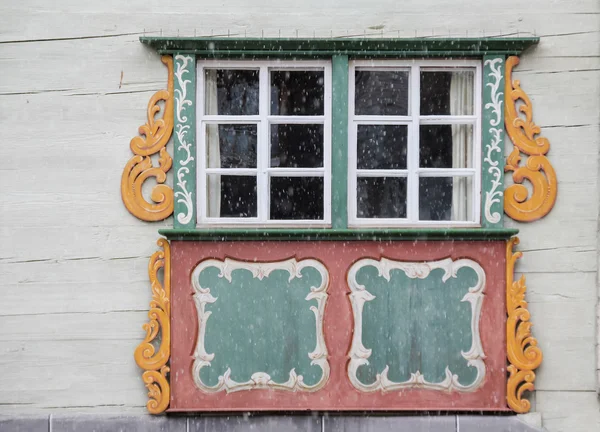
[
  {"x1": 357, "y1": 125, "x2": 408, "y2": 170},
  {"x1": 206, "y1": 124, "x2": 257, "y2": 169},
  {"x1": 420, "y1": 71, "x2": 474, "y2": 116},
  {"x1": 419, "y1": 177, "x2": 472, "y2": 221},
  {"x1": 207, "y1": 175, "x2": 257, "y2": 218},
  {"x1": 205, "y1": 69, "x2": 259, "y2": 115},
  {"x1": 357, "y1": 177, "x2": 407, "y2": 218},
  {"x1": 355, "y1": 70, "x2": 409, "y2": 116},
  {"x1": 270, "y1": 70, "x2": 324, "y2": 115},
  {"x1": 270, "y1": 177, "x2": 324, "y2": 220},
  {"x1": 270, "y1": 124, "x2": 323, "y2": 168}
]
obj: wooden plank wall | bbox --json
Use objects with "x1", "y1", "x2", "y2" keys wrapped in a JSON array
[{"x1": 0, "y1": 1, "x2": 598, "y2": 430}]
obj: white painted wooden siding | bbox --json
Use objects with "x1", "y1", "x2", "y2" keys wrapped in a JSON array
[{"x1": 0, "y1": 1, "x2": 598, "y2": 431}]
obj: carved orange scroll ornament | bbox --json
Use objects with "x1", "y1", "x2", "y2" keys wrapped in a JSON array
[
  {"x1": 504, "y1": 56, "x2": 557, "y2": 222},
  {"x1": 134, "y1": 238, "x2": 171, "y2": 414},
  {"x1": 506, "y1": 237, "x2": 543, "y2": 413},
  {"x1": 121, "y1": 56, "x2": 174, "y2": 221}
]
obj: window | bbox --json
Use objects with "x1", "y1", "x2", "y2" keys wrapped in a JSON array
[
  {"x1": 197, "y1": 60, "x2": 332, "y2": 226},
  {"x1": 348, "y1": 60, "x2": 481, "y2": 227}
]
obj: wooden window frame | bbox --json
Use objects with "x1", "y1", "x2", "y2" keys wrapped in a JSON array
[
  {"x1": 196, "y1": 59, "x2": 333, "y2": 227},
  {"x1": 348, "y1": 59, "x2": 483, "y2": 227}
]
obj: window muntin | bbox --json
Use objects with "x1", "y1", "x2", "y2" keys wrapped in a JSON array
[
  {"x1": 197, "y1": 60, "x2": 332, "y2": 226},
  {"x1": 348, "y1": 60, "x2": 482, "y2": 227}
]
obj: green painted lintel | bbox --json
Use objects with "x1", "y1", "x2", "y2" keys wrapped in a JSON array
[
  {"x1": 140, "y1": 37, "x2": 539, "y2": 57},
  {"x1": 158, "y1": 228, "x2": 518, "y2": 242}
]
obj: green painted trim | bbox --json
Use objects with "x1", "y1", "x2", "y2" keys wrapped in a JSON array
[
  {"x1": 140, "y1": 37, "x2": 539, "y2": 58},
  {"x1": 481, "y1": 55, "x2": 505, "y2": 228},
  {"x1": 331, "y1": 55, "x2": 349, "y2": 229},
  {"x1": 173, "y1": 53, "x2": 197, "y2": 229},
  {"x1": 159, "y1": 228, "x2": 518, "y2": 241}
]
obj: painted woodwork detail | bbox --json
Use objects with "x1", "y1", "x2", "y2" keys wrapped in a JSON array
[
  {"x1": 506, "y1": 237, "x2": 543, "y2": 413},
  {"x1": 121, "y1": 56, "x2": 175, "y2": 222},
  {"x1": 134, "y1": 238, "x2": 171, "y2": 414},
  {"x1": 190, "y1": 257, "x2": 330, "y2": 393},
  {"x1": 347, "y1": 257, "x2": 486, "y2": 393},
  {"x1": 482, "y1": 56, "x2": 505, "y2": 227},
  {"x1": 504, "y1": 56, "x2": 557, "y2": 222},
  {"x1": 173, "y1": 54, "x2": 196, "y2": 228}
]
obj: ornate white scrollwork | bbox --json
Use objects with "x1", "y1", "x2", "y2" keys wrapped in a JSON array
[
  {"x1": 347, "y1": 257, "x2": 486, "y2": 393},
  {"x1": 483, "y1": 57, "x2": 505, "y2": 225},
  {"x1": 191, "y1": 257, "x2": 330, "y2": 393},
  {"x1": 173, "y1": 54, "x2": 194, "y2": 225}
]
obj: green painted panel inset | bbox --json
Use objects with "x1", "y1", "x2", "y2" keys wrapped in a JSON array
[
  {"x1": 349, "y1": 259, "x2": 484, "y2": 391},
  {"x1": 331, "y1": 55, "x2": 349, "y2": 229},
  {"x1": 481, "y1": 55, "x2": 505, "y2": 228},
  {"x1": 173, "y1": 54, "x2": 196, "y2": 229},
  {"x1": 193, "y1": 259, "x2": 328, "y2": 392}
]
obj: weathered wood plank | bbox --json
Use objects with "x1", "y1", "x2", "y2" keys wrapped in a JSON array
[{"x1": 536, "y1": 391, "x2": 600, "y2": 432}]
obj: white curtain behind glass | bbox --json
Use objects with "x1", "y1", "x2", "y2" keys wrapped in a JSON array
[
  {"x1": 205, "y1": 70, "x2": 221, "y2": 217},
  {"x1": 450, "y1": 72, "x2": 473, "y2": 221}
]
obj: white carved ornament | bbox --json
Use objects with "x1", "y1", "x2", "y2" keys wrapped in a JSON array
[
  {"x1": 174, "y1": 54, "x2": 194, "y2": 225},
  {"x1": 483, "y1": 57, "x2": 504, "y2": 224},
  {"x1": 191, "y1": 257, "x2": 330, "y2": 393},
  {"x1": 347, "y1": 257, "x2": 487, "y2": 393}
]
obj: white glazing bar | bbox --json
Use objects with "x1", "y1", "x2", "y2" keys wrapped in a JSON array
[
  {"x1": 205, "y1": 168, "x2": 258, "y2": 175},
  {"x1": 323, "y1": 61, "x2": 333, "y2": 224},
  {"x1": 196, "y1": 64, "x2": 207, "y2": 222},
  {"x1": 473, "y1": 61, "x2": 483, "y2": 224},
  {"x1": 419, "y1": 116, "x2": 477, "y2": 124},
  {"x1": 417, "y1": 169, "x2": 477, "y2": 177},
  {"x1": 267, "y1": 169, "x2": 325, "y2": 177},
  {"x1": 201, "y1": 115, "x2": 261, "y2": 123},
  {"x1": 267, "y1": 116, "x2": 325, "y2": 123},
  {"x1": 356, "y1": 170, "x2": 409, "y2": 177},
  {"x1": 408, "y1": 64, "x2": 420, "y2": 222},
  {"x1": 258, "y1": 65, "x2": 269, "y2": 221}
]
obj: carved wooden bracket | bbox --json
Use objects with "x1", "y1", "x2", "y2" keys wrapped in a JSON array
[
  {"x1": 121, "y1": 56, "x2": 175, "y2": 222},
  {"x1": 134, "y1": 238, "x2": 171, "y2": 414},
  {"x1": 506, "y1": 237, "x2": 543, "y2": 413},
  {"x1": 504, "y1": 56, "x2": 557, "y2": 222}
]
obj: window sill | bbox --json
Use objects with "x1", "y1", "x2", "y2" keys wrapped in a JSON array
[{"x1": 158, "y1": 227, "x2": 517, "y2": 241}]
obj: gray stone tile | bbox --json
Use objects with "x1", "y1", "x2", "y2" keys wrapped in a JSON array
[
  {"x1": 458, "y1": 416, "x2": 544, "y2": 432},
  {"x1": 325, "y1": 416, "x2": 456, "y2": 432},
  {"x1": 0, "y1": 416, "x2": 48, "y2": 432},
  {"x1": 50, "y1": 414, "x2": 186, "y2": 432},
  {"x1": 189, "y1": 415, "x2": 322, "y2": 432}
]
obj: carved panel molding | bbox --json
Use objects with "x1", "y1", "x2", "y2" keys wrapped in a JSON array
[
  {"x1": 190, "y1": 257, "x2": 330, "y2": 393},
  {"x1": 347, "y1": 257, "x2": 487, "y2": 393}
]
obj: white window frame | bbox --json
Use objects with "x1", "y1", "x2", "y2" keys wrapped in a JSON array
[
  {"x1": 348, "y1": 59, "x2": 482, "y2": 228},
  {"x1": 196, "y1": 60, "x2": 332, "y2": 227}
]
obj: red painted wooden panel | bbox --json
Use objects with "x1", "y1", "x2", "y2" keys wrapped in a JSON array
[{"x1": 169, "y1": 240, "x2": 507, "y2": 412}]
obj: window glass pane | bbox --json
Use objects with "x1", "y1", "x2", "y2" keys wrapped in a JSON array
[
  {"x1": 207, "y1": 175, "x2": 257, "y2": 218},
  {"x1": 355, "y1": 70, "x2": 409, "y2": 116},
  {"x1": 205, "y1": 69, "x2": 259, "y2": 115},
  {"x1": 419, "y1": 124, "x2": 473, "y2": 169},
  {"x1": 420, "y1": 70, "x2": 474, "y2": 116},
  {"x1": 270, "y1": 70, "x2": 324, "y2": 115},
  {"x1": 270, "y1": 124, "x2": 323, "y2": 168},
  {"x1": 419, "y1": 177, "x2": 473, "y2": 221},
  {"x1": 357, "y1": 125, "x2": 408, "y2": 170},
  {"x1": 270, "y1": 177, "x2": 324, "y2": 220},
  {"x1": 357, "y1": 177, "x2": 407, "y2": 218},
  {"x1": 206, "y1": 124, "x2": 257, "y2": 168}
]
